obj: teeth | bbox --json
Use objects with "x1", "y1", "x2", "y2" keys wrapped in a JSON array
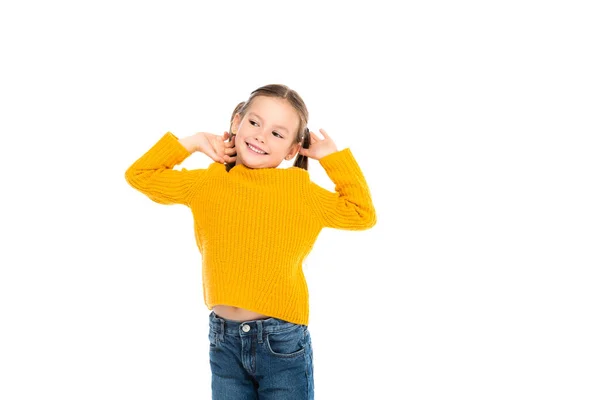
[{"x1": 248, "y1": 143, "x2": 266, "y2": 154}]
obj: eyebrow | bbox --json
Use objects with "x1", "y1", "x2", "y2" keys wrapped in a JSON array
[{"x1": 248, "y1": 112, "x2": 289, "y2": 133}]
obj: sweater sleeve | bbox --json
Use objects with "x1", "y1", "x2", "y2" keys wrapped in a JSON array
[
  {"x1": 124, "y1": 132, "x2": 207, "y2": 206},
  {"x1": 307, "y1": 148, "x2": 377, "y2": 230}
]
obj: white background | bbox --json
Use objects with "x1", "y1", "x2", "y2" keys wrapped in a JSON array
[{"x1": 1, "y1": 1, "x2": 599, "y2": 399}]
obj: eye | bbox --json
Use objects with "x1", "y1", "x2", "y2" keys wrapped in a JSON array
[
  {"x1": 249, "y1": 120, "x2": 258, "y2": 127},
  {"x1": 272, "y1": 131, "x2": 283, "y2": 138}
]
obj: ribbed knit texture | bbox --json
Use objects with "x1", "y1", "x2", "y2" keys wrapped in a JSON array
[{"x1": 125, "y1": 132, "x2": 376, "y2": 325}]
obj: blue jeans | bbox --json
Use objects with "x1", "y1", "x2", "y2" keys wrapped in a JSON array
[{"x1": 208, "y1": 310, "x2": 314, "y2": 399}]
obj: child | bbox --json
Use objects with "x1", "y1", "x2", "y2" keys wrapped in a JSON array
[{"x1": 125, "y1": 84, "x2": 376, "y2": 399}]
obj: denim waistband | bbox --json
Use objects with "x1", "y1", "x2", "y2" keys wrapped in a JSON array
[{"x1": 209, "y1": 310, "x2": 305, "y2": 338}]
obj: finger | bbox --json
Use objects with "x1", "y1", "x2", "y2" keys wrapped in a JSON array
[
  {"x1": 223, "y1": 131, "x2": 230, "y2": 140},
  {"x1": 319, "y1": 128, "x2": 330, "y2": 139},
  {"x1": 299, "y1": 146, "x2": 313, "y2": 156},
  {"x1": 225, "y1": 135, "x2": 236, "y2": 148},
  {"x1": 206, "y1": 148, "x2": 224, "y2": 163},
  {"x1": 224, "y1": 154, "x2": 236, "y2": 163},
  {"x1": 210, "y1": 139, "x2": 226, "y2": 163}
]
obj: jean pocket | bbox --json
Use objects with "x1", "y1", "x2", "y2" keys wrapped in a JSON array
[{"x1": 265, "y1": 326, "x2": 307, "y2": 358}]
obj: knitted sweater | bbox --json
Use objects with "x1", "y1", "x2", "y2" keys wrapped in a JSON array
[{"x1": 125, "y1": 132, "x2": 376, "y2": 325}]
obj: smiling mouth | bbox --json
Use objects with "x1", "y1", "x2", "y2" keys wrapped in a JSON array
[{"x1": 246, "y1": 142, "x2": 268, "y2": 155}]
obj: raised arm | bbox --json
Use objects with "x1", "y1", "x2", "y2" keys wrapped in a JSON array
[
  {"x1": 124, "y1": 132, "x2": 207, "y2": 206},
  {"x1": 307, "y1": 148, "x2": 377, "y2": 230}
]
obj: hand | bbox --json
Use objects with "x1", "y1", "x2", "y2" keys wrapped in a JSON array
[
  {"x1": 191, "y1": 131, "x2": 231, "y2": 163},
  {"x1": 297, "y1": 129, "x2": 338, "y2": 160},
  {"x1": 223, "y1": 131, "x2": 237, "y2": 164}
]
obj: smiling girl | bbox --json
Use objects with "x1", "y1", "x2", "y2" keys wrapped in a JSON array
[{"x1": 125, "y1": 84, "x2": 376, "y2": 399}]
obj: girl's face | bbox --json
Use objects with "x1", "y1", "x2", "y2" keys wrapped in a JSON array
[{"x1": 231, "y1": 96, "x2": 301, "y2": 169}]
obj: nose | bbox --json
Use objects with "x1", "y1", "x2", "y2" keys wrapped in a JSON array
[{"x1": 253, "y1": 129, "x2": 267, "y2": 143}]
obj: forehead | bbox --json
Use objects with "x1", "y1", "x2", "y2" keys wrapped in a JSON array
[{"x1": 247, "y1": 96, "x2": 300, "y2": 130}]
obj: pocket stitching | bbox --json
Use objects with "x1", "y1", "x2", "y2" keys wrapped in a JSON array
[{"x1": 265, "y1": 329, "x2": 306, "y2": 358}]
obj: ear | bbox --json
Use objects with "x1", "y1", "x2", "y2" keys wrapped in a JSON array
[
  {"x1": 285, "y1": 142, "x2": 302, "y2": 160},
  {"x1": 231, "y1": 113, "x2": 242, "y2": 134}
]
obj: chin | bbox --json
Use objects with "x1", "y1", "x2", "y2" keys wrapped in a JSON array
[{"x1": 241, "y1": 153, "x2": 276, "y2": 168}]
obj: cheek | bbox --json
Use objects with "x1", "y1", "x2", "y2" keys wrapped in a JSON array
[{"x1": 279, "y1": 142, "x2": 295, "y2": 154}]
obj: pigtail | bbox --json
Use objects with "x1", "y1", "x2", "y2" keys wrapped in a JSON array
[
  {"x1": 225, "y1": 101, "x2": 245, "y2": 172},
  {"x1": 293, "y1": 127, "x2": 311, "y2": 170}
]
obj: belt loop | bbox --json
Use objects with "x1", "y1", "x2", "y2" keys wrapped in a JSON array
[{"x1": 257, "y1": 320, "x2": 263, "y2": 344}]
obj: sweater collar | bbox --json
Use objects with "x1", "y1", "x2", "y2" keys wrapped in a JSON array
[
  {"x1": 223, "y1": 162, "x2": 305, "y2": 183},
  {"x1": 228, "y1": 162, "x2": 286, "y2": 174}
]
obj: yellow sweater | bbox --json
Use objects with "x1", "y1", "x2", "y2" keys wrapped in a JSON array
[{"x1": 125, "y1": 132, "x2": 376, "y2": 325}]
